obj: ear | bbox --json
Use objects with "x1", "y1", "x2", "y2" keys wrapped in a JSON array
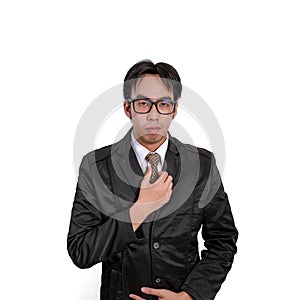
[{"x1": 123, "y1": 100, "x2": 132, "y2": 119}]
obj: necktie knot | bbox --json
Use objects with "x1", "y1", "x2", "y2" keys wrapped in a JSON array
[{"x1": 145, "y1": 152, "x2": 161, "y2": 183}]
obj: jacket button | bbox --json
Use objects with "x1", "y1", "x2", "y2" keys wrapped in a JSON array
[
  {"x1": 155, "y1": 277, "x2": 161, "y2": 284},
  {"x1": 155, "y1": 277, "x2": 161, "y2": 283},
  {"x1": 153, "y1": 242, "x2": 160, "y2": 249}
]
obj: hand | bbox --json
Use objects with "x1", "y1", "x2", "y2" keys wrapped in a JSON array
[
  {"x1": 138, "y1": 166, "x2": 173, "y2": 207},
  {"x1": 130, "y1": 167, "x2": 173, "y2": 230},
  {"x1": 129, "y1": 287, "x2": 193, "y2": 300}
]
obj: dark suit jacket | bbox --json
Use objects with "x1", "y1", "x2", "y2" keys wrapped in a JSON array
[{"x1": 67, "y1": 127, "x2": 238, "y2": 300}]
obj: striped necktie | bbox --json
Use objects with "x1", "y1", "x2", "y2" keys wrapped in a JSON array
[{"x1": 145, "y1": 152, "x2": 161, "y2": 183}]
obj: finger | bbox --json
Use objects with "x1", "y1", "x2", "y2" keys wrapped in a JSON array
[
  {"x1": 165, "y1": 175, "x2": 173, "y2": 183},
  {"x1": 157, "y1": 171, "x2": 168, "y2": 182},
  {"x1": 167, "y1": 181, "x2": 173, "y2": 191},
  {"x1": 157, "y1": 171, "x2": 168, "y2": 177},
  {"x1": 129, "y1": 294, "x2": 145, "y2": 300},
  {"x1": 149, "y1": 172, "x2": 167, "y2": 186},
  {"x1": 144, "y1": 165, "x2": 152, "y2": 178},
  {"x1": 141, "y1": 287, "x2": 165, "y2": 297}
]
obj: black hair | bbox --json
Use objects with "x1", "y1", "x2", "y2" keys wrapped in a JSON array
[{"x1": 123, "y1": 59, "x2": 182, "y2": 101}]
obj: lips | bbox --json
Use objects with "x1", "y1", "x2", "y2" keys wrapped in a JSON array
[{"x1": 145, "y1": 127, "x2": 161, "y2": 133}]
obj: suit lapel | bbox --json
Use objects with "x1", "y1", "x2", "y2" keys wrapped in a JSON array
[
  {"x1": 111, "y1": 129, "x2": 141, "y2": 202},
  {"x1": 163, "y1": 136, "x2": 180, "y2": 187}
]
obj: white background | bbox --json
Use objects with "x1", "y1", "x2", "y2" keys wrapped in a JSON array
[{"x1": 1, "y1": 1, "x2": 300, "y2": 299}]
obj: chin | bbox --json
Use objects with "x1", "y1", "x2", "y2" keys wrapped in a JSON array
[{"x1": 142, "y1": 133, "x2": 165, "y2": 144}]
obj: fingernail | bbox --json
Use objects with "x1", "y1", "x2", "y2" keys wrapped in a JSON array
[{"x1": 141, "y1": 287, "x2": 147, "y2": 292}]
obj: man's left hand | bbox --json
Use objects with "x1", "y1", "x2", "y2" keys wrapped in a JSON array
[{"x1": 129, "y1": 287, "x2": 193, "y2": 300}]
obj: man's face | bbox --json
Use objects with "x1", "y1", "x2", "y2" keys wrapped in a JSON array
[{"x1": 124, "y1": 74, "x2": 178, "y2": 151}]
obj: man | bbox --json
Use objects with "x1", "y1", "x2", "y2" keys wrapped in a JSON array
[{"x1": 67, "y1": 60, "x2": 238, "y2": 300}]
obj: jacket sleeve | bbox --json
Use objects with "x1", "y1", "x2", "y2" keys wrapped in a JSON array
[
  {"x1": 180, "y1": 155, "x2": 239, "y2": 300},
  {"x1": 67, "y1": 154, "x2": 145, "y2": 269}
]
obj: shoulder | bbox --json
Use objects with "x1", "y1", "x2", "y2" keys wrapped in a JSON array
[
  {"x1": 82, "y1": 128, "x2": 133, "y2": 166},
  {"x1": 169, "y1": 136, "x2": 216, "y2": 177},
  {"x1": 170, "y1": 136, "x2": 214, "y2": 160},
  {"x1": 81, "y1": 143, "x2": 116, "y2": 167}
]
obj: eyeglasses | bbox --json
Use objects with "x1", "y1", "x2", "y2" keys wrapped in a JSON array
[{"x1": 127, "y1": 98, "x2": 177, "y2": 115}]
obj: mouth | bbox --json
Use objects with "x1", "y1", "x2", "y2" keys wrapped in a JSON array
[{"x1": 145, "y1": 127, "x2": 161, "y2": 133}]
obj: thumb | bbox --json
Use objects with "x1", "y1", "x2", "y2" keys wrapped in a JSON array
[{"x1": 144, "y1": 165, "x2": 152, "y2": 178}]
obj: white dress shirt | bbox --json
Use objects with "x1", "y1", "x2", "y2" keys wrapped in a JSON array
[{"x1": 131, "y1": 131, "x2": 169, "y2": 174}]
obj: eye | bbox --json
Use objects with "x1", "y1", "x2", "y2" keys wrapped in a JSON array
[
  {"x1": 137, "y1": 100, "x2": 150, "y2": 107},
  {"x1": 159, "y1": 100, "x2": 172, "y2": 107}
]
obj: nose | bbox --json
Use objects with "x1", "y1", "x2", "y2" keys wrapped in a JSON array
[{"x1": 147, "y1": 102, "x2": 160, "y2": 120}]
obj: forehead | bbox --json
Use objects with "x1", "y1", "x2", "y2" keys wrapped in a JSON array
[{"x1": 132, "y1": 74, "x2": 173, "y2": 98}]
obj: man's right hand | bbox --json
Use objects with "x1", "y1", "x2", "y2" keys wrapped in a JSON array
[{"x1": 129, "y1": 166, "x2": 173, "y2": 231}]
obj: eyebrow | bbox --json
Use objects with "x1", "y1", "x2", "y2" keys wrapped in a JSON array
[{"x1": 134, "y1": 94, "x2": 173, "y2": 100}]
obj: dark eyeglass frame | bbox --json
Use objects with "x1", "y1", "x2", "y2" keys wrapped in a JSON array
[{"x1": 127, "y1": 98, "x2": 177, "y2": 115}]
